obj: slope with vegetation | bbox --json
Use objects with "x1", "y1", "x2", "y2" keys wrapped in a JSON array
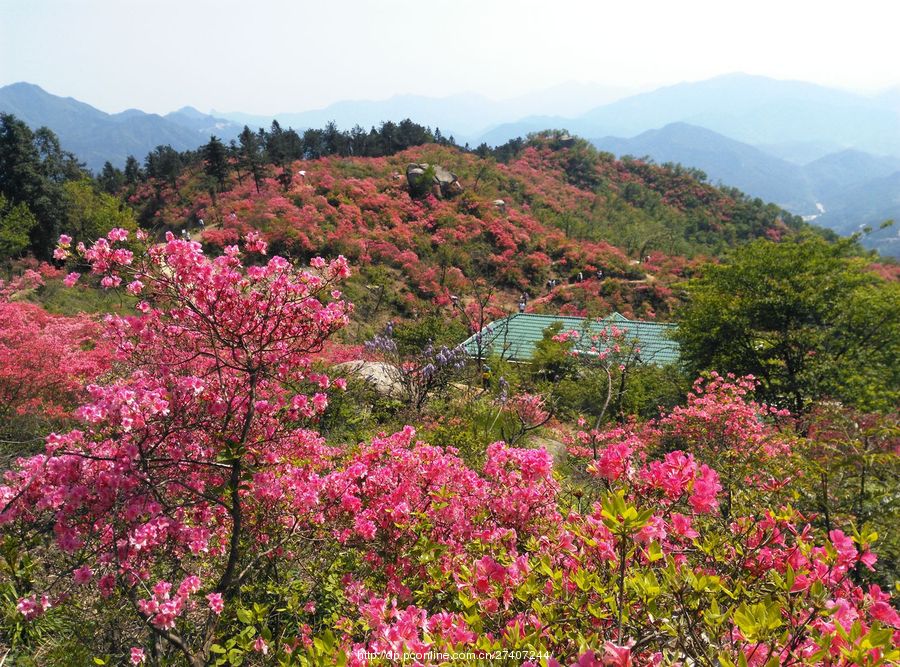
[
  {"x1": 113, "y1": 126, "x2": 824, "y2": 330},
  {"x1": 0, "y1": 115, "x2": 897, "y2": 666}
]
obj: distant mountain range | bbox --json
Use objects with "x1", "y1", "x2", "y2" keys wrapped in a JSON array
[
  {"x1": 591, "y1": 122, "x2": 900, "y2": 254},
  {"x1": 594, "y1": 123, "x2": 818, "y2": 212},
  {"x1": 0, "y1": 81, "x2": 633, "y2": 170},
  {"x1": 0, "y1": 82, "x2": 243, "y2": 171},
  {"x1": 2, "y1": 75, "x2": 899, "y2": 254},
  {"x1": 478, "y1": 73, "x2": 900, "y2": 160},
  {"x1": 212, "y1": 82, "x2": 633, "y2": 141}
]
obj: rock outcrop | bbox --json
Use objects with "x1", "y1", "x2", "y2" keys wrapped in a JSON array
[{"x1": 406, "y1": 163, "x2": 462, "y2": 198}]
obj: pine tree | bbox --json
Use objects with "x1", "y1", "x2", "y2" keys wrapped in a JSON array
[
  {"x1": 202, "y1": 135, "x2": 229, "y2": 191},
  {"x1": 238, "y1": 126, "x2": 266, "y2": 194},
  {"x1": 124, "y1": 155, "x2": 143, "y2": 185},
  {"x1": 97, "y1": 161, "x2": 125, "y2": 194}
]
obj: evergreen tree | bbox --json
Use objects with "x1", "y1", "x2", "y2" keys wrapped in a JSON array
[
  {"x1": 202, "y1": 135, "x2": 229, "y2": 191},
  {"x1": 228, "y1": 140, "x2": 244, "y2": 185},
  {"x1": 238, "y1": 126, "x2": 266, "y2": 193},
  {"x1": 123, "y1": 155, "x2": 143, "y2": 185},
  {"x1": 97, "y1": 161, "x2": 125, "y2": 194},
  {"x1": 0, "y1": 114, "x2": 75, "y2": 258},
  {"x1": 144, "y1": 145, "x2": 183, "y2": 191},
  {"x1": 301, "y1": 128, "x2": 326, "y2": 159}
]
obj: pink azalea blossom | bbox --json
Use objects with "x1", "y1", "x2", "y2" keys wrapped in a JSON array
[{"x1": 206, "y1": 592, "x2": 224, "y2": 614}]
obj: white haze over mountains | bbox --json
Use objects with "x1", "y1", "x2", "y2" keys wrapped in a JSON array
[
  {"x1": 211, "y1": 82, "x2": 639, "y2": 141},
  {"x1": 4, "y1": 0, "x2": 899, "y2": 113}
]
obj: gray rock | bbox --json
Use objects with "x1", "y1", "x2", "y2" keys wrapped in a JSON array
[{"x1": 406, "y1": 162, "x2": 463, "y2": 198}]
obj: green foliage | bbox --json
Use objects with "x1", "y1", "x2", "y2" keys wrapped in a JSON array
[
  {"x1": 123, "y1": 156, "x2": 142, "y2": 186},
  {"x1": 675, "y1": 236, "x2": 900, "y2": 413},
  {"x1": 316, "y1": 374, "x2": 384, "y2": 443},
  {"x1": 796, "y1": 407, "x2": 900, "y2": 588},
  {"x1": 422, "y1": 393, "x2": 522, "y2": 466},
  {"x1": 62, "y1": 179, "x2": 137, "y2": 245},
  {"x1": 615, "y1": 363, "x2": 690, "y2": 419},
  {"x1": 392, "y1": 315, "x2": 468, "y2": 357},
  {"x1": 547, "y1": 362, "x2": 690, "y2": 424},
  {"x1": 202, "y1": 135, "x2": 230, "y2": 191},
  {"x1": 0, "y1": 114, "x2": 84, "y2": 259},
  {"x1": 144, "y1": 144, "x2": 183, "y2": 190},
  {"x1": 0, "y1": 194, "x2": 37, "y2": 260},
  {"x1": 95, "y1": 161, "x2": 124, "y2": 195},
  {"x1": 530, "y1": 323, "x2": 578, "y2": 383},
  {"x1": 408, "y1": 164, "x2": 436, "y2": 198},
  {"x1": 31, "y1": 278, "x2": 136, "y2": 316},
  {"x1": 528, "y1": 320, "x2": 689, "y2": 425},
  {"x1": 237, "y1": 126, "x2": 267, "y2": 194}
]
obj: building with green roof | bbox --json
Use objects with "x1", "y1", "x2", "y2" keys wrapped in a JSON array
[{"x1": 461, "y1": 312, "x2": 679, "y2": 366}]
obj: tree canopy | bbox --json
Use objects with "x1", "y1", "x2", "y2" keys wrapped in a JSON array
[{"x1": 674, "y1": 236, "x2": 900, "y2": 414}]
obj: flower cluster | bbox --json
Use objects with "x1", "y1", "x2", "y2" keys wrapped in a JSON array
[{"x1": 2, "y1": 238, "x2": 897, "y2": 665}]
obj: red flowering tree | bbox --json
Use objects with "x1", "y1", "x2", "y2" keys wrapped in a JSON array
[{"x1": 0, "y1": 229, "x2": 351, "y2": 664}]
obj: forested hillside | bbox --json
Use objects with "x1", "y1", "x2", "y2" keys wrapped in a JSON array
[{"x1": 115, "y1": 127, "x2": 821, "y2": 328}]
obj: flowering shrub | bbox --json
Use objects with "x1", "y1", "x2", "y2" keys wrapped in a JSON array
[
  {"x1": 0, "y1": 239, "x2": 897, "y2": 665},
  {"x1": 0, "y1": 274, "x2": 109, "y2": 446},
  {"x1": 1, "y1": 230, "x2": 351, "y2": 664},
  {"x1": 550, "y1": 321, "x2": 648, "y2": 429},
  {"x1": 365, "y1": 322, "x2": 467, "y2": 412}
]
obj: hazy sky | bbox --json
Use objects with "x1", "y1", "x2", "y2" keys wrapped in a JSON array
[{"x1": 2, "y1": 0, "x2": 898, "y2": 114}]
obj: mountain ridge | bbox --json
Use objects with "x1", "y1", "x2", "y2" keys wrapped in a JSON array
[
  {"x1": 590, "y1": 122, "x2": 900, "y2": 255},
  {"x1": 0, "y1": 82, "x2": 243, "y2": 171}
]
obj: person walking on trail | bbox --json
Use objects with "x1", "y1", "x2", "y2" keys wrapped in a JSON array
[{"x1": 481, "y1": 365, "x2": 492, "y2": 390}]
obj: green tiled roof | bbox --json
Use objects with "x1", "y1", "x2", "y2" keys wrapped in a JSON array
[{"x1": 461, "y1": 312, "x2": 679, "y2": 366}]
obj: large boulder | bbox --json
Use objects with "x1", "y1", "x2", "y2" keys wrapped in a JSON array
[
  {"x1": 406, "y1": 163, "x2": 463, "y2": 198},
  {"x1": 333, "y1": 360, "x2": 404, "y2": 398}
]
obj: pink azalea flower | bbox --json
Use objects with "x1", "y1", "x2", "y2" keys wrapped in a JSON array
[
  {"x1": 206, "y1": 592, "x2": 224, "y2": 614},
  {"x1": 73, "y1": 565, "x2": 93, "y2": 585}
]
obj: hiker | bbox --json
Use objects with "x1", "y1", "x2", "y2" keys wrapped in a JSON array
[{"x1": 481, "y1": 365, "x2": 492, "y2": 390}]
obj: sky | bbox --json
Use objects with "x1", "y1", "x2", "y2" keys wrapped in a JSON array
[{"x1": 2, "y1": 0, "x2": 899, "y2": 115}]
